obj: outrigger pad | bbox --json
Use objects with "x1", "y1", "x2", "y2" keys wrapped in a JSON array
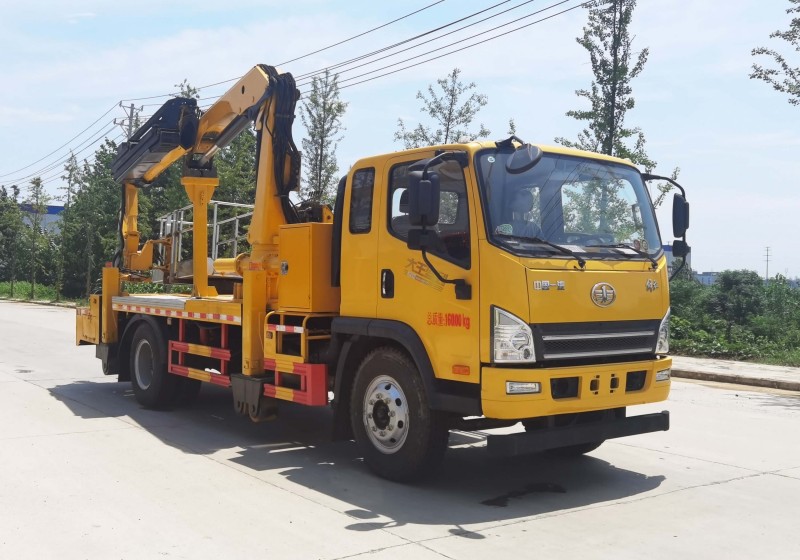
[{"x1": 230, "y1": 374, "x2": 267, "y2": 417}]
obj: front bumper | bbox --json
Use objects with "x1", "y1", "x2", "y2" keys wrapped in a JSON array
[
  {"x1": 481, "y1": 356, "x2": 672, "y2": 420},
  {"x1": 487, "y1": 410, "x2": 670, "y2": 457}
]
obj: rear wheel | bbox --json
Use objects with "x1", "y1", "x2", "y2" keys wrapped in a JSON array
[
  {"x1": 129, "y1": 322, "x2": 180, "y2": 409},
  {"x1": 350, "y1": 347, "x2": 449, "y2": 482}
]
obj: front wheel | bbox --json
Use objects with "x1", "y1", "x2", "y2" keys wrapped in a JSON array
[{"x1": 350, "y1": 347, "x2": 449, "y2": 482}]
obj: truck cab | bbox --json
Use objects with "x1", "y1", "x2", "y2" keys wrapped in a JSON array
[{"x1": 331, "y1": 140, "x2": 687, "y2": 474}]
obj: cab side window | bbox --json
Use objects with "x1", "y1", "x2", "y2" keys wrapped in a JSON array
[
  {"x1": 388, "y1": 160, "x2": 471, "y2": 268},
  {"x1": 349, "y1": 168, "x2": 375, "y2": 234}
]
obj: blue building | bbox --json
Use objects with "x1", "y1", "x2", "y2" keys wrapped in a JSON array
[
  {"x1": 20, "y1": 204, "x2": 64, "y2": 233},
  {"x1": 694, "y1": 271, "x2": 719, "y2": 286}
]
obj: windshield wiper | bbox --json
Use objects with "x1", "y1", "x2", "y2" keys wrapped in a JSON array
[
  {"x1": 496, "y1": 234, "x2": 586, "y2": 269},
  {"x1": 588, "y1": 243, "x2": 658, "y2": 270}
]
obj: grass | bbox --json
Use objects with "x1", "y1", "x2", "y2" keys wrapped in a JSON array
[{"x1": 0, "y1": 281, "x2": 83, "y2": 305}]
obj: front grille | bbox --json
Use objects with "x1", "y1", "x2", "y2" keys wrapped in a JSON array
[{"x1": 532, "y1": 320, "x2": 659, "y2": 362}]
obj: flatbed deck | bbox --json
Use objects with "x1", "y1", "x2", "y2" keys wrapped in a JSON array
[{"x1": 112, "y1": 294, "x2": 242, "y2": 325}]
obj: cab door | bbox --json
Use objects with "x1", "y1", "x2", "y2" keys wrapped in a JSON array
[{"x1": 376, "y1": 152, "x2": 480, "y2": 384}]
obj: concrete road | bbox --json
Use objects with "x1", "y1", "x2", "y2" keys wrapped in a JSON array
[{"x1": 1, "y1": 300, "x2": 799, "y2": 560}]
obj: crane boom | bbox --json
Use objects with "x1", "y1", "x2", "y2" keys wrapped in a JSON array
[{"x1": 108, "y1": 64, "x2": 301, "y2": 294}]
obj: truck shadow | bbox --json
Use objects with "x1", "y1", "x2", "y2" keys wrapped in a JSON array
[{"x1": 49, "y1": 379, "x2": 666, "y2": 532}]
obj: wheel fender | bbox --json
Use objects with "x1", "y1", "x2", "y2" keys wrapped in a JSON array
[{"x1": 331, "y1": 318, "x2": 480, "y2": 422}]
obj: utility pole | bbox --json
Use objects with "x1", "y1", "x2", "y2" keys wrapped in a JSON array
[
  {"x1": 114, "y1": 102, "x2": 142, "y2": 140},
  {"x1": 764, "y1": 246, "x2": 771, "y2": 282}
]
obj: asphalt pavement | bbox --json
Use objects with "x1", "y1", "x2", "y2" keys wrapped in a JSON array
[{"x1": 2, "y1": 300, "x2": 800, "y2": 559}]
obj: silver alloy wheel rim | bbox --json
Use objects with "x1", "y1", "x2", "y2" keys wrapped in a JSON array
[
  {"x1": 362, "y1": 375, "x2": 409, "y2": 454},
  {"x1": 134, "y1": 338, "x2": 154, "y2": 390}
]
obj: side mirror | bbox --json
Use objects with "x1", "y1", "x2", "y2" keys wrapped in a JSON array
[
  {"x1": 408, "y1": 170, "x2": 440, "y2": 227},
  {"x1": 505, "y1": 143, "x2": 543, "y2": 175},
  {"x1": 672, "y1": 193, "x2": 690, "y2": 238},
  {"x1": 672, "y1": 239, "x2": 690, "y2": 258}
]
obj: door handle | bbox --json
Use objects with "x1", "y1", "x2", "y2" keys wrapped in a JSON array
[{"x1": 381, "y1": 269, "x2": 394, "y2": 298}]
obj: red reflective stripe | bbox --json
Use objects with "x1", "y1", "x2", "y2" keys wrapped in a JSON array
[
  {"x1": 266, "y1": 324, "x2": 304, "y2": 333},
  {"x1": 113, "y1": 303, "x2": 242, "y2": 324}
]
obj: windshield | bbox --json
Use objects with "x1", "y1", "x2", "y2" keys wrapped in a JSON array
[{"x1": 476, "y1": 149, "x2": 662, "y2": 260}]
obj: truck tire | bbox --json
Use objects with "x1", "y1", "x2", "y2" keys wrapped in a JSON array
[
  {"x1": 129, "y1": 322, "x2": 180, "y2": 409},
  {"x1": 350, "y1": 347, "x2": 449, "y2": 482}
]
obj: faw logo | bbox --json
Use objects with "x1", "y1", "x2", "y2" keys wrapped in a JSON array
[{"x1": 591, "y1": 283, "x2": 616, "y2": 307}]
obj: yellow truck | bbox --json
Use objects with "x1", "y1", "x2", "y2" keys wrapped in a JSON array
[{"x1": 76, "y1": 64, "x2": 691, "y2": 481}]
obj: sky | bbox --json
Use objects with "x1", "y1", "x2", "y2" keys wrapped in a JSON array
[{"x1": 0, "y1": 0, "x2": 798, "y2": 277}]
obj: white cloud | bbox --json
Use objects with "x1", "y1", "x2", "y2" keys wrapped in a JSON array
[{"x1": 66, "y1": 12, "x2": 96, "y2": 24}]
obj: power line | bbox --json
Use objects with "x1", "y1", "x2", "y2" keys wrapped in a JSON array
[
  {"x1": 298, "y1": 0, "x2": 576, "y2": 92},
  {"x1": 2, "y1": 1, "x2": 450, "y2": 181},
  {"x1": 294, "y1": 0, "x2": 520, "y2": 83},
  {"x1": 40, "y1": 132, "x2": 124, "y2": 188},
  {"x1": 305, "y1": 0, "x2": 590, "y2": 93},
  {"x1": 114, "y1": 103, "x2": 143, "y2": 140},
  {"x1": 199, "y1": 0, "x2": 582, "y2": 104},
  {"x1": 118, "y1": 0, "x2": 446, "y2": 104},
  {"x1": 4, "y1": 122, "x2": 117, "y2": 186},
  {"x1": 0, "y1": 103, "x2": 118, "y2": 180},
  {"x1": 280, "y1": 0, "x2": 447, "y2": 66},
  {"x1": 4, "y1": 0, "x2": 590, "y2": 186}
]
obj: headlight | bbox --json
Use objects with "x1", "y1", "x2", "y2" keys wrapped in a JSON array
[
  {"x1": 493, "y1": 307, "x2": 536, "y2": 363},
  {"x1": 656, "y1": 308, "x2": 670, "y2": 354}
]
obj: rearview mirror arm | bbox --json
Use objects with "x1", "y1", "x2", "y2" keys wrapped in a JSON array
[
  {"x1": 421, "y1": 249, "x2": 472, "y2": 301},
  {"x1": 640, "y1": 173, "x2": 686, "y2": 197}
]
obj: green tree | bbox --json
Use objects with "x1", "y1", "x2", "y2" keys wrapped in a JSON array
[
  {"x1": 707, "y1": 270, "x2": 765, "y2": 342},
  {"x1": 175, "y1": 79, "x2": 200, "y2": 99},
  {"x1": 0, "y1": 185, "x2": 25, "y2": 297},
  {"x1": 750, "y1": 0, "x2": 800, "y2": 106},
  {"x1": 395, "y1": 68, "x2": 490, "y2": 149},
  {"x1": 55, "y1": 152, "x2": 83, "y2": 299},
  {"x1": 216, "y1": 129, "x2": 257, "y2": 204},
  {"x1": 214, "y1": 129, "x2": 257, "y2": 257},
  {"x1": 60, "y1": 140, "x2": 121, "y2": 297},
  {"x1": 650, "y1": 167, "x2": 680, "y2": 209},
  {"x1": 300, "y1": 70, "x2": 347, "y2": 205},
  {"x1": 556, "y1": 0, "x2": 654, "y2": 169},
  {"x1": 507, "y1": 118, "x2": 517, "y2": 136},
  {"x1": 60, "y1": 152, "x2": 81, "y2": 207},
  {"x1": 23, "y1": 177, "x2": 51, "y2": 298}
]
